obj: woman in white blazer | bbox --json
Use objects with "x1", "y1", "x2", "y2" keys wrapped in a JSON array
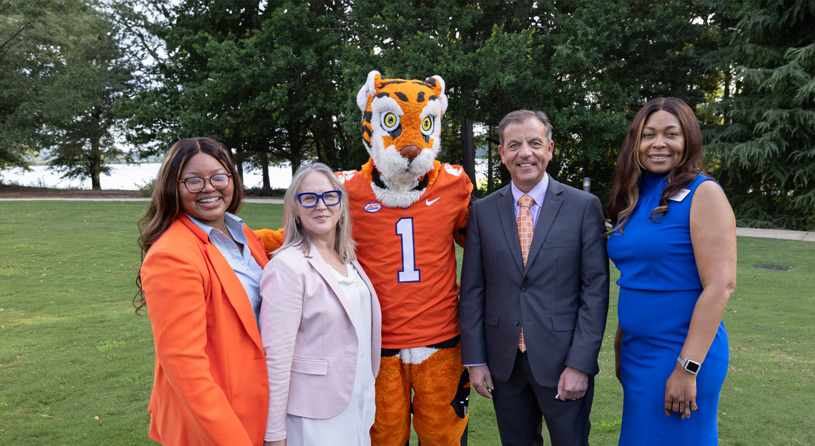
[{"x1": 259, "y1": 163, "x2": 381, "y2": 446}]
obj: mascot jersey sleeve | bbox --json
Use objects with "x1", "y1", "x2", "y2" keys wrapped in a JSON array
[{"x1": 338, "y1": 163, "x2": 472, "y2": 349}]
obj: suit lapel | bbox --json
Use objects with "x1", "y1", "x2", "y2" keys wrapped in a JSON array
[
  {"x1": 307, "y1": 247, "x2": 355, "y2": 324},
  {"x1": 180, "y1": 215, "x2": 265, "y2": 351},
  {"x1": 524, "y1": 179, "x2": 564, "y2": 272},
  {"x1": 496, "y1": 186, "x2": 525, "y2": 272}
]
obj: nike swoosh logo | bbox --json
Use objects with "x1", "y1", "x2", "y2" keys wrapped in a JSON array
[{"x1": 426, "y1": 197, "x2": 441, "y2": 206}]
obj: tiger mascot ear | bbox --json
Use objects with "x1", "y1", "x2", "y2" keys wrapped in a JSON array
[
  {"x1": 357, "y1": 70, "x2": 448, "y2": 115},
  {"x1": 427, "y1": 75, "x2": 448, "y2": 115},
  {"x1": 356, "y1": 70, "x2": 381, "y2": 112}
]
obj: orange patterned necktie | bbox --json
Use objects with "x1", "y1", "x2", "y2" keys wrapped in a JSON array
[
  {"x1": 517, "y1": 194, "x2": 535, "y2": 265},
  {"x1": 517, "y1": 194, "x2": 534, "y2": 352}
]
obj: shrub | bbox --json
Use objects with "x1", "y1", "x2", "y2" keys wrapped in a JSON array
[{"x1": 138, "y1": 179, "x2": 155, "y2": 197}]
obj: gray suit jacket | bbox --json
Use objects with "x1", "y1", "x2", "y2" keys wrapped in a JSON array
[{"x1": 459, "y1": 178, "x2": 609, "y2": 387}]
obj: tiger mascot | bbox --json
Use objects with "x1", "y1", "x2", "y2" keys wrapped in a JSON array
[{"x1": 258, "y1": 70, "x2": 473, "y2": 446}]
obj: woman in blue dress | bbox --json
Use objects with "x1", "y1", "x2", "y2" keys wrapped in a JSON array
[{"x1": 606, "y1": 97, "x2": 737, "y2": 445}]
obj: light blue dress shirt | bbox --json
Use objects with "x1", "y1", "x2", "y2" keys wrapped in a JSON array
[
  {"x1": 510, "y1": 172, "x2": 550, "y2": 228},
  {"x1": 187, "y1": 212, "x2": 264, "y2": 325}
]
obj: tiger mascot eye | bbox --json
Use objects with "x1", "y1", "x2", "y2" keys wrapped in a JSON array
[{"x1": 257, "y1": 70, "x2": 473, "y2": 446}]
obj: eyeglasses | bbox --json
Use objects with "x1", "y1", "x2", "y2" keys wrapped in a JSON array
[
  {"x1": 297, "y1": 190, "x2": 342, "y2": 207},
  {"x1": 179, "y1": 173, "x2": 232, "y2": 193}
]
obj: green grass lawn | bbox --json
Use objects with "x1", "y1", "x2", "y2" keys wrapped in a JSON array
[{"x1": 1, "y1": 200, "x2": 813, "y2": 445}]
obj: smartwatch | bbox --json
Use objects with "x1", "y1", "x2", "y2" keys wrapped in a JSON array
[{"x1": 677, "y1": 356, "x2": 701, "y2": 375}]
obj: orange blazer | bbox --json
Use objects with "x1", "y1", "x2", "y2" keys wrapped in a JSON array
[{"x1": 141, "y1": 214, "x2": 270, "y2": 445}]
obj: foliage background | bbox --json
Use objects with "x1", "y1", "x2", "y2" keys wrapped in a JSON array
[{"x1": 1, "y1": 1, "x2": 814, "y2": 223}]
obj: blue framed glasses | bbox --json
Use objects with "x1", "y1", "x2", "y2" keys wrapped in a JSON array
[{"x1": 297, "y1": 190, "x2": 342, "y2": 207}]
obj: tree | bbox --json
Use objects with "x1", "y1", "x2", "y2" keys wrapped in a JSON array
[
  {"x1": 705, "y1": 0, "x2": 815, "y2": 230},
  {"x1": 0, "y1": 0, "x2": 68, "y2": 170},
  {"x1": 463, "y1": 0, "x2": 715, "y2": 204},
  {"x1": 40, "y1": 3, "x2": 135, "y2": 190},
  {"x1": 118, "y1": 0, "x2": 275, "y2": 174},
  {"x1": 0, "y1": 0, "x2": 134, "y2": 189},
  {"x1": 117, "y1": 0, "x2": 721, "y2": 204},
  {"x1": 346, "y1": 0, "x2": 543, "y2": 185},
  {"x1": 122, "y1": 0, "x2": 365, "y2": 193}
]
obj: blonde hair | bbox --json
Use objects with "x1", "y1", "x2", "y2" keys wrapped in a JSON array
[{"x1": 277, "y1": 163, "x2": 356, "y2": 263}]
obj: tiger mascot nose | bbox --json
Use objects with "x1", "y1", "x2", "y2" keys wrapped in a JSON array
[{"x1": 399, "y1": 145, "x2": 421, "y2": 162}]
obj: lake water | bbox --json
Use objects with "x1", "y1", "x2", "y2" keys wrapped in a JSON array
[
  {"x1": 1, "y1": 160, "x2": 490, "y2": 190},
  {"x1": 0, "y1": 163, "x2": 293, "y2": 190}
]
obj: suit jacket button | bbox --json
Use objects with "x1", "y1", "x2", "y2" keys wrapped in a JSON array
[
  {"x1": 521, "y1": 287, "x2": 527, "y2": 292},
  {"x1": 514, "y1": 320, "x2": 520, "y2": 326}
]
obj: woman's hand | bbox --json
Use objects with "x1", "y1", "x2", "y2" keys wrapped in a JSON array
[
  {"x1": 664, "y1": 363, "x2": 698, "y2": 419},
  {"x1": 265, "y1": 440, "x2": 286, "y2": 446}
]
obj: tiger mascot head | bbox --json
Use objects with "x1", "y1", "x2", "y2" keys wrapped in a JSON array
[{"x1": 356, "y1": 70, "x2": 447, "y2": 208}]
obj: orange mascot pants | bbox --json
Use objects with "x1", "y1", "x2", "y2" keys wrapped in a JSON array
[{"x1": 371, "y1": 340, "x2": 470, "y2": 446}]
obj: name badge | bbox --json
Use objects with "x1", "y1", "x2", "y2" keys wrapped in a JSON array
[{"x1": 668, "y1": 188, "x2": 691, "y2": 202}]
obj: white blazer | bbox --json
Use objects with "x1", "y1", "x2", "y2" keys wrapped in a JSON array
[{"x1": 259, "y1": 244, "x2": 381, "y2": 440}]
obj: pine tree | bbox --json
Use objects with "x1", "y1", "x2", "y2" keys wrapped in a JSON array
[{"x1": 706, "y1": 0, "x2": 815, "y2": 230}]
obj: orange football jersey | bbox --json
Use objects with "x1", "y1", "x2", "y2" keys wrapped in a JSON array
[{"x1": 337, "y1": 163, "x2": 472, "y2": 348}]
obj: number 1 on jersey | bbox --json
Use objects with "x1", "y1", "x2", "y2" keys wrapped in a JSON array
[{"x1": 396, "y1": 218, "x2": 420, "y2": 283}]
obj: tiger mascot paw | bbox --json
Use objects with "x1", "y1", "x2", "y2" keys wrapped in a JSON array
[{"x1": 256, "y1": 228, "x2": 284, "y2": 254}]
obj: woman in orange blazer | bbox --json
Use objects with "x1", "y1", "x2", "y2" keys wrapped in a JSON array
[{"x1": 135, "y1": 137, "x2": 269, "y2": 445}]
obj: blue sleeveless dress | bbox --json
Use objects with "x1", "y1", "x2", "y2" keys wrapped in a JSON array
[{"x1": 607, "y1": 173, "x2": 729, "y2": 445}]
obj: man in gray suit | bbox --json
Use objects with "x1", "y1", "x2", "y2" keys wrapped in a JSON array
[{"x1": 460, "y1": 110, "x2": 609, "y2": 445}]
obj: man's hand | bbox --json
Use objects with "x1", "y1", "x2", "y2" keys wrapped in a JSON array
[
  {"x1": 469, "y1": 365, "x2": 494, "y2": 399},
  {"x1": 556, "y1": 366, "x2": 588, "y2": 401}
]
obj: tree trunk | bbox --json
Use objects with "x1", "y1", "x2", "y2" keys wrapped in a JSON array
[
  {"x1": 500, "y1": 156, "x2": 510, "y2": 186},
  {"x1": 260, "y1": 150, "x2": 272, "y2": 194},
  {"x1": 487, "y1": 124, "x2": 495, "y2": 193},
  {"x1": 315, "y1": 132, "x2": 325, "y2": 164},
  {"x1": 288, "y1": 126, "x2": 304, "y2": 175},
  {"x1": 461, "y1": 117, "x2": 476, "y2": 187},
  {"x1": 233, "y1": 147, "x2": 247, "y2": 186},
  {"x1": 90, "y1": 136, "x2": 102, "y2": 190},
  {"x1": 723, "y1": 68, "x2": 732, "y2": 124}
]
